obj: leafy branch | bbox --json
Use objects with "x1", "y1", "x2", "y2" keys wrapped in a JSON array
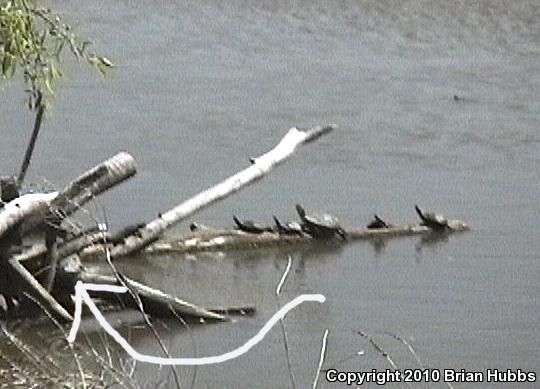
[{"x1": 0, "y1": 0, "x2": 113, "y2": 184}]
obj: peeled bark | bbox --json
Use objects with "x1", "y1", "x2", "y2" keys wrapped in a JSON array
[
  {"x1": 0, "y1": 192, "x2": 59, "y2": 241},
  {"x1": 0, "y1": 152, "x2": 136, "y2": 243},
  {"x1": 52, "y1": 152, "x2": 137, "y2": 216},
  {"x1": 109, "y1": 125, "x2": 337, "y2": 258}
]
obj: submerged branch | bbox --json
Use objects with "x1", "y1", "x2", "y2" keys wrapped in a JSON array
[{"x1": 78, "y1": 273, "x2": 226, "y2": 321}]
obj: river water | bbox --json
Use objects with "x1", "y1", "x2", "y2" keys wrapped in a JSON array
[{"x1": 1, "y1": 1, "x2": 539, "y2": 388}]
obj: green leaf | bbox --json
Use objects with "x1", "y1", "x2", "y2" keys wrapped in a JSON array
[
  {"x1": 1, "y1": 0, "x2": 114, "y2": 111},
  {"x1": 54, "y1": 40, "x2": 64, "y2": 58},
  {"x1": 99, "y1": 56, "x2": 114, "y2": 68}
]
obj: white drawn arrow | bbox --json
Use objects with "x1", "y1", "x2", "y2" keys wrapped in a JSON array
[{"x1": 67, "y1": 281, "x2": 325, "y2": 365}]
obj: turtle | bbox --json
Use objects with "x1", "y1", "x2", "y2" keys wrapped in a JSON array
[
  {"x1": 189, "y1": 222, "x2": 212, "y2": 232},
  {"x1": 233, "y1": 216, "x2": 273, "y2": 234},
  {"x1": 367, "y1": 214, "x2": 391, "y2": 229},
  {"x1": 273, "y1": 216, "x2": 304, "y2": 235},
  {"x1": 414, "y1": 205, "x2": 449, "y2": 231},
  {"x1": 295, "y1": 204, "x2": 347, "y2": 240},
  {"x1": 189, "y1": 222, "x2": 199, "y2": 231}
]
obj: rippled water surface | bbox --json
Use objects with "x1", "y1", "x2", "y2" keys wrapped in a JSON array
[{"x1": 1, "y1": 1, "x2": 539, "y2": 388}]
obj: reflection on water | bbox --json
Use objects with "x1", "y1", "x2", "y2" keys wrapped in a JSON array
[
  {"x1": 369, "y1": 238, "x2": 388, "y2": 256},
  {"x1": 1, "y1": 0, "x2": 539, "y2": 387}
]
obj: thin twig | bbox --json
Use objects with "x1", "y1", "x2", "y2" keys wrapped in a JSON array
[
  {"x1": 29, "y1": 6, "x2": 85, "y2": 58},
  {"x1": 275, "y1": 255, "x2": 297, "y2": 389},
  {"x1": 357, "y1": 330, "x2": 398, "y2": 369},
  {"x1": 93, "y1": 203, "x2": 181, "y2": 389},
  {"x1": 328, "y1": 350, "x2": 365, "y2": 369},
  {"x1": 82, "y1": 333, "x2": 139, "y2": 389},
  {"x1": 57, "y1": 197, "x2": 181, "y2": 389},
  {"x1": 385, "y1": 332, "x2": 454, "y2": 389},
  {"x1": 312, "y1": 329, "x2": 329, "y2": 389},
  {"x1": 277, "y1": 314, "x2": 297, "y2": 389},
  {"x1": 357, "y1": 330, "x2": 413, "y2": 389},
  {"x1": 384, "y1": 332, "x2": 422, "y2": 366},
  {"x1": 100, "y1": 222, "x2": 183, "y2": 389},
  {"x1": 100, "y1": 330, "x2": 114, "y2": 369},
  {"x1": 0, "y1": 322, "x2": 52, "y2": 375},
  {"x1": 23, "y1": 292, "x2": 88, "y2": 389},
  {"x1": 169, "y1": 305, "x2": 199, "y2": 389}
]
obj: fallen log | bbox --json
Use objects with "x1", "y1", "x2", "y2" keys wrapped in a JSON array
[
  {"x1": 96, "y1": 125, "x2": 337, "y2": 259},
  {"x1": 19, "y1": 212, "x2": 469, "y2": 264},
  {"x1": 15, "y1": 126, "x2": 336, "y2": 264},
  {"x1": 3, "y1": 125, "x2": 336, "y2": 321},
  {"x1": 0, "y1": 153, "x2": 136, "y2": 322},
  {"x1": 52, "y1": 152, "x2": 136, "y2": 216},
  {"x1": 77, "y1": 273, "x2": 227, "y2": 321},
  {"x1": 13, "y1": 230, "x2": 107, "y2": 264},
  {"x1": 5, "y1": 258, "x2": 72, "y2": 322},
  {"x1": 142, "y1": 222, "x2": 469, "y2": 255},
  {"x1": 74, "y1": 221, "x2": 469, "y2": 258},
  {"x1": 0, "y1": 193, "x2": 72, "y2": 322},
  {"x1": 0, "y1": 152, "x2": 136, "y2": 242},
  {"x1": 0, "y1": 192, "x2": 58, "y2": 242},
  {"x1": 3, "y1": 126, "x2": 339, "y2": 322},
  {"x1": 204, "y1": 305, "x2": 256, "y2": 316}
]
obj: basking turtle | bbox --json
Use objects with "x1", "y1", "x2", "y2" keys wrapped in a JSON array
[
  {"x1": 414, "y1": 205, "x2": 449, "y2": 231},
  {"x1": 233, "y1": 216, "x2": 273, "y2": 234},
  {"x1": 295, "y1": 204, "x2": 347, "y2": 240},
  {"x1": 189, "y1": 222, "x2": 213, "y2": 232},
  {"x1": 273, "y1": 216, "x2": 303, "y2": 235},
  {"x1": 367, "y1": 214, "x2": 391, "y2": 229}
]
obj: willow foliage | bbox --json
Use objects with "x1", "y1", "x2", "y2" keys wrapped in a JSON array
[{"x1": 0, "y1": 0, "x2": 113, "y2": 110}]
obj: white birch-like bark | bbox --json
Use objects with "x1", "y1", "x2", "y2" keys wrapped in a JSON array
[{"x1": 110, "y1": 125, "x2": 336, "y2": 258}]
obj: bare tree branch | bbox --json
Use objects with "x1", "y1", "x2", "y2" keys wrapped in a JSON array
[{"x1": 110, "y1": 125, "x2": 337, "y2": 258}]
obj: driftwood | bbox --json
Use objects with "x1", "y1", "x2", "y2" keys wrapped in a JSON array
[
  {"x1": 0, "y1": 194, "x2": 70, "y2": 322},
  {"x1": 3, "y1": 126, "x2": 336, "y2": 322},
  {"x1": 0, "y1": 152, "x2": 136, "y2": 241},
  {"x1": 6, "y1": 258, "x2": 72, "y2": 321},
  {"x1": 141, "y1": 222, "x2": 469, "y2": 255},
  {"x1": 14, "y1": 230, "x2": 106, "y2": 264},
  {"x1": 77, "y1": 273, "x2": 226, "y2": 321},
  {"x1": 107, "y1": 125, "x2": 336, "y2": 258},
  {"x1": 0, "y1": 153, "x2": 136, "y2": 322},
  {"x1": 22, "y1": 219, "x2": 468, "y2": 262},
  {"x1": 52, "y1": 152, "x2": 136, "y2": 216},
  {"x1": 203, "y1": 305, "x2": 256, "y2": 316},
  {"x1": 49, "y1": 126, "x2": 336, "y2": 321},
  {"x1": 0, "y1": 192, "x2": 58, "y2": 241},
  {"x1": 14, "y1": 126, "x2": 335, "y2": 267}
]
